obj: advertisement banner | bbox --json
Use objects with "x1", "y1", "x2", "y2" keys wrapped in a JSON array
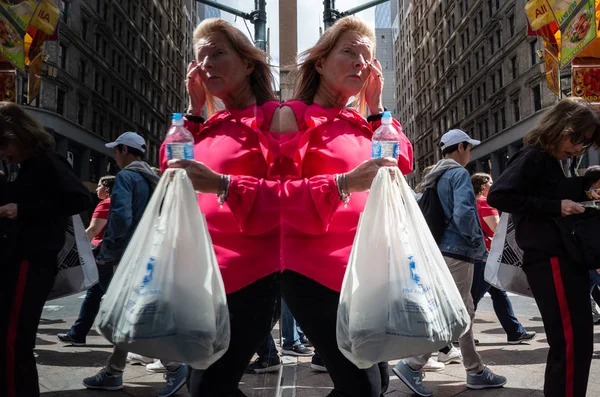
[
  {"x1": 549, "y1": 0, "x2": 582, "y2": 27},
  {"x1": 30, "y1": 0, "x2": 59, "y2": 35},
  {"x1": 0, "y1": 0, "x2": 38, "y2": 35},
  {"x1": 0, "y1": 13, "x2": 24, "y2": 70},
  {"x1": 27, "y1": 51, "x2": 40, "y2": 102},
  {"x1": 545, "y1": 47, "x2": 562, "y2": 96},
  {"x1": 560, "y1": 0, "x2": 596, "y2": 68},
  {"x1": 0, "y1": 69, "x2": 17, "y2": 102},
  {"x1": 526, "y1": 0, "x2": 556, "y2": 30},
  {"x1": 572, "y1": 63, "x2": 600, "y2": 101}
]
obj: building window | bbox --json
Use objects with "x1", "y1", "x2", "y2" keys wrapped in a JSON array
[
  {"x1": 513, "y1": 98, "x2": 520, "y2": 122},
  {"x1": 532, "y1": 85, "x2": 542, "y2": 111},
  {"x1": 511, "y1": 56, "x2": 518, "y2": 79},
  {"x1": 57, "y1": 89, "x2": 66, "y2": 115},
  {"x1": 493, "y1": 111, "x2": 499, "y2": 133},
  {"x1": 81, "y1": 17, "x2": 88, "y2": 41},
  {"x1": 78, "y1": 98, "x2": 86, "y2": 126},
  {"x1": 496, "y1": 30, "x2": 502, "y2": 49},
  {"x1": 498, "y1": 67, "x2": 503, "y2": 87},
  {"x1": 509, "y1": 14, "x2": 515, "y2": 37},
  {"x1": 60, "y1": 1, "x2": 69, "y2": 22},
  {"x1": 530, "y1": 41, "x2": 539, "y2": 65},
  {"x1": 501, "y1": 107, "x2": 507, "y2": 129},
  {"x1": 483, "y1": 82, "x2": 487, "y2": 99},
  {"x1": 79, "y1": 60, "x2": 86, "y2": 82},
  {"x1": 58, "y1": 44, "x2": 67, "y2": 69}
]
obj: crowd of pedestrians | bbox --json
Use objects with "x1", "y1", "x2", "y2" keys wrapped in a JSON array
[{"x1": 1, "y1": 15, "x2": 600, "y2": 397}]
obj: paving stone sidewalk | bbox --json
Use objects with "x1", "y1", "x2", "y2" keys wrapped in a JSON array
[{"x1": 37, "y1": 310, "x2": 600, "y2": 396}]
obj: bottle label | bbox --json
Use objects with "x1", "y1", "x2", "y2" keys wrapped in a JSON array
[
  {"x1": 372, "y1": 141, "x2": 399, "y2": 158},
  {"x1": 166, "y1": 142, "x2": 194, "y2": 160}
]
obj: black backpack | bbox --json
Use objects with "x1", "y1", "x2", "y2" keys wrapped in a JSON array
[{"x1": 418, "y1": 176, "x2": 447, "y2": 243}]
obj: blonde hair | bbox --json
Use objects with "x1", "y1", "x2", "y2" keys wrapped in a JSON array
[
  {"x1": 0, "y1": 101, "x2": 54, "y2": 157},
  {"x1": 524, "y1": 97, "x2": 600, "y2": 156},
  {"x1": 292, "y1": 17, "x2": 376, "y2": 116},
  {"x1": 192, "y1": 18, "x2": 277, "y2": 116}
]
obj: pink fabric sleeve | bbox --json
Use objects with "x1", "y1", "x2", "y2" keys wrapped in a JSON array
[
  {"x1": 281, "y1": 174, "x2": 342, "y2": 235},
  {"x1": 371, "y1": 118, "x2": 414, "y2": 175},
  {"x1": 227, "y1": 176, "x2": 280, "y2": 235}
]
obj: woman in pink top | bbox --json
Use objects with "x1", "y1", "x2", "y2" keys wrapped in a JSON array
[
  {"x1": 275, "y1": 17, "x2": 413, "y2": 396},
  {"x1": 161, "y1": 19, "x2": 281, "y2": 396}
]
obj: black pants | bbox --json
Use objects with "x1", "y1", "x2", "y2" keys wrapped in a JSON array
[
  {"x1": 188, "y1": 272, "x2": 280, "y2": 397},
  {"x1": 281, "y1": 270, "x2": 388, "y2": 397},
  {"x1": 0, "y1": 259, "x2": 57, "y2": 397},
  {"x1": 524, "y1": 257, "x2": 593, "y2": 397}
]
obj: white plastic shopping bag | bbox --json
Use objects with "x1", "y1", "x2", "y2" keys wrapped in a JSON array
[
  {"x1": 337, "y1": 168, "x2": 470, "y2": 369},
  {"x1": 48, "y1": 215, "x2": 98, "y2": 300},
  {"x1": 98, "y1": 169, "x2": 230, "y2": 369},
  {"x1": 484, "y1": 213, "x2": 532, "y2": 297}
]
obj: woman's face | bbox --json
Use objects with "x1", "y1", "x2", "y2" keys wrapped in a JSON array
[
  {"x1": 483, "y1": 178, "x2": 493, "y2": 197},
  {"x1": 317, "y1": 31, "x2": 373, "y2": 99},
  {"x1": 196, "y1": 31, "x2": 253, "y2": 99},
  {"x1": 0, "y1": 142, "x2": 22, "y2": 164},
  {"x1": 96, "y1": 182, "x2": 108, "y2": 199},
  {"x1": 556, "y1": 133, "x2": 589, "y2": 160}
]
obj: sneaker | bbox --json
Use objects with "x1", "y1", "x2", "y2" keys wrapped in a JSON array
[
  {"x1": 438, "y1": 346, "x2": 463, "y2": 364},
  {"x1": 157, "y1": 365, "x2": 188, "y2": 397},
  {"x1": 423, "y1": 357, "x2": 445, "y2": 372},
  {"x1": 310, "y1": 355, "x2": 328, "y2": 372},
  {"x1": 246, "y1": 356, "x2": 281, "y2": 374},
  {"x1": 281, "y1": 345, "x2": 314, "y2": 357},
  {"x1": 466, "y1": 367, "x2": 507, "y2": 390},
  {"x1": 56, "y1": 333, "x2": 86, "y2": 347},
  {"x1": 147, "y1": 360, "x2": 168, "y2": 373},
  {"x1": 82, "y1": 369, "x2": 123, "y2": 391},
  {"x1": 127, "y1": 352, "x2": 154, "y2": 365},
  {"x1": 507, "y1": 331, "x2": 537, "y2": 345},
  {"x1": 392, "y1": 361, "x2": 432, "y2": 397},
  {"x1": 300, "y1": 335, "x2": 312, "y2": 347},
  {"x1": 454, "y1": 338, "x2": 479, "y2": 345}
]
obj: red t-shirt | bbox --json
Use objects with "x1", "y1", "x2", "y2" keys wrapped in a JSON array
[
  {"x1": 90, "y1": 198, "x2": 111, "y2": 246},
  {"x1": 476, "y1": 196, "x2": 498, "y2": 251}
]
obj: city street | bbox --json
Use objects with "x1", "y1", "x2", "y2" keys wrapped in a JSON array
[{"x1": 37, "y1": 292, "x2": 600, "y2": 396}]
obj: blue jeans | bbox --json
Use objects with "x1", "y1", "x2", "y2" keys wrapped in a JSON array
[
  {"x1": 471, "y1": 261, "x2": 526, "y2": 340},
  {"x1": 281, "y1": 298, "x2": 305, "y2": 349},
  {"x1": 67, "y1": 263, "x2": 115, "y2": 342}
]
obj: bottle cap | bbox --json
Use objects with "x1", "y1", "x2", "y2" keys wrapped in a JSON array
[
  {"x1": 172, "y1": 113, "x2": 183, "y2": 121},
  {"x1": 382, "y1": 111, "x2": 392, "y2": 123}
]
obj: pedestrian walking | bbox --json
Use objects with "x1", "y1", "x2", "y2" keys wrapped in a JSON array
[
  {"x1": 470, "y1": 172, "x2": 537, "y2": 344},
  {"x1": 57, "y1": 175, "x2": 115, "y2": 347},
  {"x1": 0, "y1": 102, "x2": 91, "y2": 397},
  {"x1": 81, "y1": 132, "x2": 188, "y2": 397},
  {"x1": 163, "y1": 18, "x2": 282, "y2": 396},
  {"x1": 488, "y1": 97, "x2": 600, "y2": 397},
  {"x1": 394, "y1": 129, "x2": 507, "y2": 396},
  {"x1": 276, "y1": 16, "x2": 413, "y2": 397}
]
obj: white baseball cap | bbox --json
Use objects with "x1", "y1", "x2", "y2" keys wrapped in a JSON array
[
  {"x1": 439, "y1": 129, "x2": 481, "y2": 151},
  {"x1": 105, "y1": 132, "x2": 147, "y2": 153}
]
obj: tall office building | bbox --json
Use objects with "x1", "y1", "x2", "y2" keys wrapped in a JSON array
[
  {"x1": 394, "y1": 0, "x2": 416, "y2": 185},
  {"x1": 375, "y1": 2, "x2": 396, "y2": 116},
  {"x1": 403, "y1": 0, "x2": 560, "y2": 183},
  {"x1": 21, "y1": 0, "x2": 193, "y2": 186},
  {"x1": 280, "y1": 0, "x2": 297, "y2": 100}
]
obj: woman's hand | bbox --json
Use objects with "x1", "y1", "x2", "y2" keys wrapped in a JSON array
[
  {"x1": 561, "y1": 199, "x2": 585, "y2": 216},
  {"x1": 365, "y1": 59, "x2": 384, "y2": 115},
  {"x1": 186, "y1": 61, "x2": 206, "y2": 116},
  {"x1": 168, "y1": 159, "x2": 221, "y2": 194},
  {"x1": 345, "y1": 157, "x2": 398, "y2": 193},
  {"x1": 0, "y1": 203, "x2": 17, "y2": 219}
]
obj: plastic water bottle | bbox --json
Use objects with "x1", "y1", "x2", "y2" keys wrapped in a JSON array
[
  {"x1": 371, "y1": 111, "x2": 400, "y2": 158},
  {"x1": 164, "y1": 113, "x2": 194, "y2": 160}
]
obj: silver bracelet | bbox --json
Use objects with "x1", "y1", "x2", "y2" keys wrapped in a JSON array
[
  {"x1": 217, "y1": 174, "x2": 231, "y2": 207},
  {"x1": 336, "y1": 173, "x2": 351, "y2": 207}
]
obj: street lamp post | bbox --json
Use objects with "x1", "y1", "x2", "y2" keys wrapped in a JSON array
[
  {"x1": 195, "y1": 0, "x2": 267, "y2": 51},
  {"x1": 323, "y1": 0, "x2": 389, "y2": 30}
]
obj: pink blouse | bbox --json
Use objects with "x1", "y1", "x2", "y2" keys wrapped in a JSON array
[
  {"x1": 159, "y1": 102, "x2": 280, "y2": 294},
  {"x1": 279, "y1": 101, "x2": 413, "y2": 292}
]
